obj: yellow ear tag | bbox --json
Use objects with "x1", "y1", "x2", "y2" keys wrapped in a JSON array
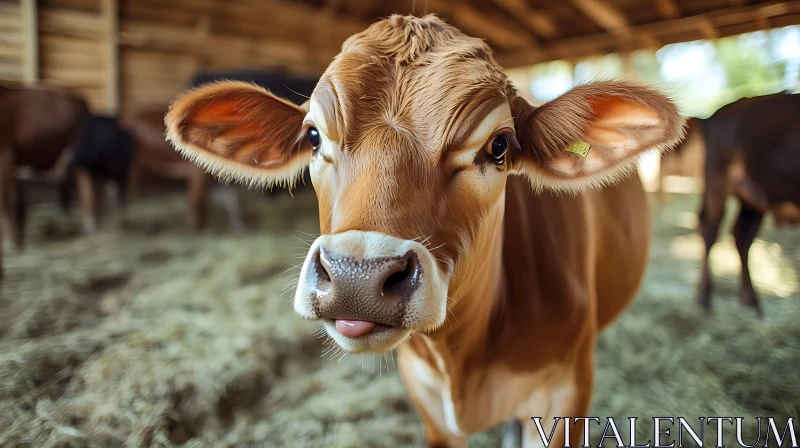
[{"x1": 565, "y1": 141, "x2": 591, "y2": 158}]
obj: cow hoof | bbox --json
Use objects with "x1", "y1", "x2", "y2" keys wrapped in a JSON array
[
  {"x1": 230, "y1": 223, "x2": 248, "y2": 234},
  {"x1": 739, "y1": 292, "x2": 762, "y2": 316},
  {"x1": 187, "y1": 223, "x2": 205, "y2": 233},
  {"x1": 697, "y1": 297, "x2": 712, "y2": 314},
  {"x1": 83, "y1": 221, "x2": 98, "y2": 235}
]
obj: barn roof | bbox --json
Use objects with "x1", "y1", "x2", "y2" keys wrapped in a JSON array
[
  {"x1": 283, "y1": 0, "x2": 800, "y2": 69},
  {"x1": 109, "y1": 0, "x2": 800, "y2": 74},
  {"x1": 3, "y1": 0, "x2": 798, "y2": 114}
]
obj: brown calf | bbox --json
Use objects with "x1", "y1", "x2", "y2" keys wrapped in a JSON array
[
  {"x1": 165, "y1": 15, "x2": 683, "y2": 447},
  {"x1": 696, "y1": 92, "x2": 800, "y2": 314},
  {"x1": 0, "y1": 82, "x2": 89, "y2": 277}
]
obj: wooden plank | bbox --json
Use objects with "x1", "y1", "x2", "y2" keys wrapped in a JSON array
[
  {"x1": 39, "y1": 9, "x2": 104, "y2": 39},
  {"x1": 697, "y1": 16, "x2": 719, "y2": 39},
  {"x1": 655, "y1": 0, "x2": 680, "y2": 20},
  {"x1": 0, "y1": 32, "x2": 23, "y2": 45},
  {"x1": 0, "y1": 44, "x2": 23, "y2": 59},
  {"x1": 119, "y1": 21, "x2": 327, "y2": 67},
  {"x1": 102, "y1": 0, "x2": 119, "y2": 114},
  {"x1": 121, "y1": 2, "x2": 198, "y2": 26},
  {"x1": 0, "y1": 62, "x2": 23, "y2": 81},
  {"x1": 570, "y1": 0, "x2": 631, "y2": 36},
  {"x1": 0, "y1": 14, "x2": 22, "y2": 32},
  {"x1": 21, "y1": 0, "x2": 38, "y2": 84},
  {"x1": 495, "y1": 1, "x2": 800, "y2": 67},
  {"x1": 39, "y1": 0, "x2": 101, "y2": 14},
  {"x1": 40, "y1": 67, "x2": 107, "y2": 85},
  {"x1": 490, "y1": 0, "x2": 559, "y2": 39},
  {"x1": 0, "y1": 2, "x2": 20, "y2": 16},
  {"x1": 40, "y1": 34, "x2": 104, "y2": 54},
  {"x1": 428, "y1": 0, "x2": 538, "y2": 51},
  {"x1": 44, "y1": 53, "x2": 106, "y2": 71}
]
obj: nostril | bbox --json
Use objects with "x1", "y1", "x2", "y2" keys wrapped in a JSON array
[
  {"x1": 314, "y1": 247, "x2": 332, "y2": 284},
  {"x1": 381, "y1": 250, "x2": 421, "y2": 297},
  {"x1": 384, "y1": 263, "x2": 411, "y2": 288}
]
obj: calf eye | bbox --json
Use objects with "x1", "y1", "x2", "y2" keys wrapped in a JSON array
[
  {"x1": 486, "y1": 134, "x2": 507, "y2": 164},
  {"x1": 307, "y1": 127, "x2": 321, "y2": 150}
]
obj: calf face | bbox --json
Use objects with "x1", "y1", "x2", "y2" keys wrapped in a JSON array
[{"x1": 166, "y1": 15, "x2": 684, "y2": 353}]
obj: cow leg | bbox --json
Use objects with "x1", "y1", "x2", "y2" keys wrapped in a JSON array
[
  {"x1": 732, "y1": 201, "x2": 764, "y2": 313},
  {"x1": 397, "y1": 349, "x2": 467, "y2": 448},
  {"x1": 696, "y1": 181, "x2": 726, "y2": 312},
  {"x1": 57, "y1": 168, "x2": 75, "y2": 215},
  {"x1": 120, "y1": 157, "x2": 142, "y2": 228},
  {"x1": 0, "y1": 149, "x2": 14, "y2": 277},
  {"x1": 13, "y1": 182, "x2": 26, "y2": 250},
  {"x1": 76, "y1": 168, "x2": 98, "y2": 234},
  {"x1": 218, "y1": 186, "x2": 247, "y2": 233},
  {"x1": 187, "y1": 168, "x2": 208, "y2": 231},
  {"x1": 502, "y1": 420, "x2": 522, "y2": 448},
  {"x1": 656, "y1": 160, "x2": 668, "y2": 208},
  {"x1": 521, "y1": 351, "x2": 593, "y2": 448},
  {"x1": 0, "y1": 150, "x2": 21, "y2": 251}
]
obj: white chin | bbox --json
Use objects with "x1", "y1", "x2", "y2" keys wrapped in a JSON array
[{"x1": 321, "y1": 320, "x2": 413, "y2": 353}]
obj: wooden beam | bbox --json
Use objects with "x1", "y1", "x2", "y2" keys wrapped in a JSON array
[
  {"x1": 655, "y1": 0, "x2": 680, "y2": 20},
  {"x1": 428, "y1": 0, "x2": 540, "y2": 51},
  {"x1": 193, "y1": 12, "x2": 212, "y2": 70},
  {"x1": 489, "y1": 0, "x2": 559, "y2": 39},
  {"x1": 118, "y1": 21, "x2": 321, "y2": 74},
  {"x1": 495, "y1": 1, "x2": 800, "y2": 67},
  {"x1": 102, "y1": 0, "x2": 120, "y2": 114},
  {"x1": 696, "y1": 16, "x2": 719, "y2": 39},
  {"x1": 21, "y1": 0, "x2": 38, "y2": 85},
  {"x1": 570, "y1": 0, "x2": 631, "y2": 36}
]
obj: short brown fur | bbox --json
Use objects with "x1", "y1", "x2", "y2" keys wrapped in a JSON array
[{"x1": 165, "y1": 14, "x2": 685, "y2": 447}]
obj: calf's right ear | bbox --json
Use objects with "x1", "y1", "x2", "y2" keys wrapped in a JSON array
[{"x1": 165, "y1": 81, "x2": 311, "y2": 189}]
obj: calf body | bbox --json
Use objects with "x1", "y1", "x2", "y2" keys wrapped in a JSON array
[
  {"x1": 400, "y1": 174, "x2": 650, "y2": 445},
  {"x1": 696, "y1": 92, "x2": 800, "y2": 312},
  {"x1": 165, "y1": 15, "x2": 683, "y2": 446}
]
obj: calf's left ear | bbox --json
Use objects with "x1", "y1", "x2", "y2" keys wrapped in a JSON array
[{"x1": 510, "y1": 81, "x2": 685, "y2": 193}]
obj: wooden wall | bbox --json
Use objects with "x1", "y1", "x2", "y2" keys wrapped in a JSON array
[
  {"x1": 1, "y1": 0, "x2": 359, "y2": 115},
  {"x1": 0, "y1": 1, "x2": 26, "y2": 82}
]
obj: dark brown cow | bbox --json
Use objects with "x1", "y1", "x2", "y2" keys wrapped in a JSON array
[
  {"x1": 656, "y1": 117, "x2": 705, "y2": 206},
  {"x1": 72, "y1": 109, "x2": 247, "y2": 233},
  {"x1": 697, "y1": 91, "x2": 800, "y2": 313},
  {"x1": 165, "y1": 15, "x2": 684, "y2": 447},
  {"x1": 0, "y1": 82, "x2": 89, "y2": 277}
]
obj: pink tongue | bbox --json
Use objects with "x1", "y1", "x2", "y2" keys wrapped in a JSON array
[{"x1": 335, "y1": 319, "x2": 377, "y2": 338}]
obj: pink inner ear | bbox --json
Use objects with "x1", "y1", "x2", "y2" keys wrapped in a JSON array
[
  {"x1": 546, "y1": 97, "x2": 666, "y2": 177},
  {"x1": 189, "y1": 99, "x2": 242, "y2": 125},
  {"x1": 179, "y1": 90, "x2": 306, "y2": 167},
  {"x1": 586, "y1": 97, "x2": 662, "y2": 149}
]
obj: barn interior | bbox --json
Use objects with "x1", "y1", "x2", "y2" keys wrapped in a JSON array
[{"x1": 1, "y1": 0, "x2": 800, "y2": 447}]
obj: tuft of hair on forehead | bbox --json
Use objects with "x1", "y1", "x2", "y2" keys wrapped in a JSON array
[
  {"x1": 317, "y1": 14, "x2": 510, "y2": 157},
  {"x1": 340, "y1": 14, "x2": 494, "y2": 67}
]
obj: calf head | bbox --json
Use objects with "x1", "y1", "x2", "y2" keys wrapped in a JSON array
[{"x1": 166, "y1": 15, "x2": 684, "y2": 353}]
